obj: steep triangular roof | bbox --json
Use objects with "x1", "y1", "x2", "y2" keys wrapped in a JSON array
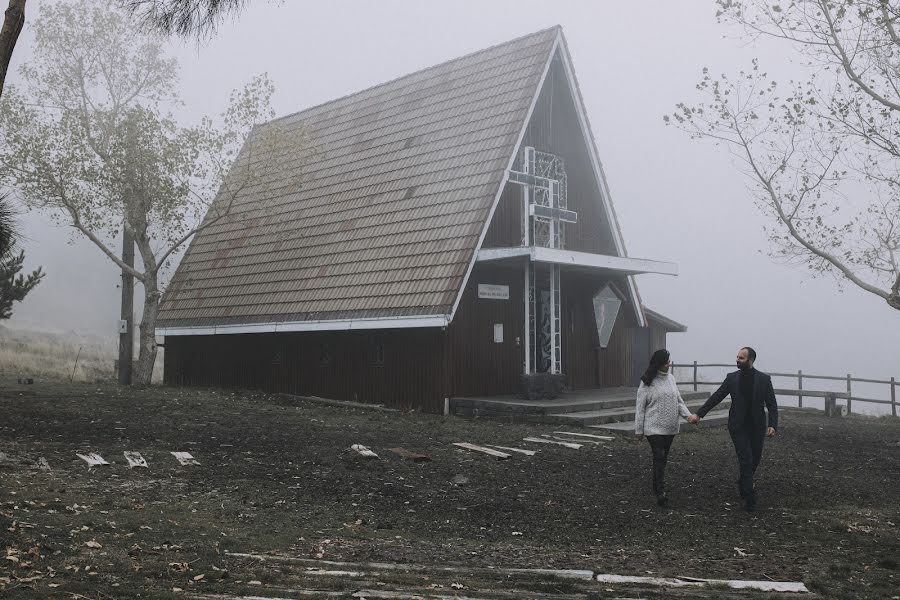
[
  {"x1": 158, "y1": 27, "x2": 559, "y2": 332},
  {"x1": 157, "y1": 27, "x2": 647, "y2": 333}
]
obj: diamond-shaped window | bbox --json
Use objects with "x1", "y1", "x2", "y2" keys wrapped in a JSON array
[{"x1": 592, "y1": 285, "x2": 621, "y2": 348}]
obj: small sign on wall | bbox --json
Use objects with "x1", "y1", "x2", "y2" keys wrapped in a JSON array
[
  {"x1": 493, "y1": 323, "x2": 504, "y2": 343},
  {"x1": 478, "y1": 284, "x2": 509, "y2": 300}
]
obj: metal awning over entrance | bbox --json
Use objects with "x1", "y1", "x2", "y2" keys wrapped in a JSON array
[{"x1": 476, "y1": 246, "x2": 678, "y2": 277}]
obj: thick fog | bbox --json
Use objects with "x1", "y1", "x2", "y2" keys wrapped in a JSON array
[{"x1": 7, "y1": 1, "x2": 899, "y2": 388}]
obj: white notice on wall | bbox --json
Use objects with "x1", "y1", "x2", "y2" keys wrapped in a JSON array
[
  {"x1": 478, "y1": 284, "x2": 509, "y2": 300},
  {"x1": 493, "y1": 323, "x2": 504, "y2": 343}
]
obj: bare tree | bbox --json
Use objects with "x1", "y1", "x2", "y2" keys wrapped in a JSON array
[
  {"x1": 0, "y1": 0, "x2": 26, "y2": 98},
  {"x1": 667, "y1": 0, "x2": 900, "y2": 311},
  {"x1": 0, "y1": 0, "x2": 306, "y2": 383},
  {"x1": 120, "y1": 0, "x2": 252, "y2": 40}
]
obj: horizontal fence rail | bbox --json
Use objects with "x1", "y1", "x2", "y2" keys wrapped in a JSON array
[{"x1": 673, "y1": 362, "x2": 898, "y2": 417}]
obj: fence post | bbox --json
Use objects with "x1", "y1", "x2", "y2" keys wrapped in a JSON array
[
  {"x1": 693, "y1": 361, "x2": 698, "y2": 392},
  {"x1": 846, "y1": 374, "x2": 852, "y2": 414},
  {"x1": 892, "y1": 377, "x2": 896, "y2": 418},
  {"x1": 798, "y1": 370, "x2": 803, "y2": 408}
]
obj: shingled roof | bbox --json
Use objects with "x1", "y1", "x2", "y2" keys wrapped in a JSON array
[{"x1": 157, "y1": 27, "x2": 617, "y2": 333}]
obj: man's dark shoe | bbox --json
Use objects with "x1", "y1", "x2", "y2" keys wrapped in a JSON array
[
  {"x1": 745, "y1": 495, "x2": 757, "y2": 512},
  {"x1": 656, "y1": 493, "x2": 669, "y2": 507}
]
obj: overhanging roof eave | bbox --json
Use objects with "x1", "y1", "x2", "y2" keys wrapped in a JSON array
[
  {"x1": 476, "y1": 246, "x2": 678, "y2": 276},
  {"x1": 157, "y1": 314, "x2": 451, "y2": 336}
]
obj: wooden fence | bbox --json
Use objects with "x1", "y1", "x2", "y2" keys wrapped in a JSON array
[{"x1": 673, "y1": 362, "x2": 898, "y2": 417}]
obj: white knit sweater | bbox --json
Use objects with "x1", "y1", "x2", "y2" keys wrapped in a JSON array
[{"x1": 634, "y1": 372, "x2": 692, "y2": 436}]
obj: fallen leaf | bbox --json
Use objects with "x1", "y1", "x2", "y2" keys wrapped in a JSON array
[
  {"x1": 85, "y1": 541, "x2": 102, "y2": 549},
  {"x1": 193, "y1": 574, "x2": 205, "y2": 581}
]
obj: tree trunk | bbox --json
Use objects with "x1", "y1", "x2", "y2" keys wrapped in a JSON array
[
  {"x1": 134, "y1": 273, "x2": 160, "y2": 385},
  {"x1": 0, "y1": 0, "x2": 26, "y2": 99}
]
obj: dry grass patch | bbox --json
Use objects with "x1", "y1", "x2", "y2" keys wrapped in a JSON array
[{"x1": 0, "y1": 325, "x2": 162, "y2": 382}]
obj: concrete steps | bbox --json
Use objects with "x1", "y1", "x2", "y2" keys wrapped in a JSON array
[
  {"x1": 450, "y1": 387, "x2": 637, "y2": 421},
  {"x1": 547, "y1": 397, "x2": 727, "y2": 427},
  {"x1": 589, "y1": 408, "x2": 731, "y2": 432},
  {"x1": 449, "y1": 388, "x2": 731, "y2": 428}
]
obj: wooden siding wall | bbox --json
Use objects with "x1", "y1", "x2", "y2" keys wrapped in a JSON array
[
  {"x1": 650, "y1": 326, "x2": 668, "y2": 357},
  {"x1": 447, "y1": 263, "x2": 525, "y2": 397},
  {"x1": 483, "y1": 54, "x2": 617, "y2": 255},
  {"x1": 446, "y1": 267, "x2": 644, "y2": 393},
  {"x1": 596, "y1": 309, "x2": 631, "y2": 388},
  {"x1": 561, "y1": 273, "x2": 601, "y2": 389},
  {"x1": 561, "y1": 275, "x2": 642, "y2": 389},
  {"x1": 483, "y1": 184, "x2": 523, "y2": 248},
  {"x1": 628, "y1": 325, "x2": 652, "y2": 387},
  {"x1": 164, "y1": 328, "x2": 448, "y2": 413},
  {"x1": 480, "y1": 52, "x2": 653, "y2": 390}
]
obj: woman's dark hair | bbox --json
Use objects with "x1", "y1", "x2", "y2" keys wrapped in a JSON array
[{"x1": 640, "y1": 349, "x2": 670, "y2": 386}]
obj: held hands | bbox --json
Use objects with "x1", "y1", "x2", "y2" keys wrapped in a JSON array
[
  {"x1": 687, "y1": 414, "x2": 700, "y2": 425},
  {"x1": 767, "y1": 427, "x2": 777, "y2": 438}
]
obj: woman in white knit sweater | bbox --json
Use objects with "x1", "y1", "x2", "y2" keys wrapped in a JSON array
[{"x1": 635, "y1": 348, "x2": 693, "y2": 506}]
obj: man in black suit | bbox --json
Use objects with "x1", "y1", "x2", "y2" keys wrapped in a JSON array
[{"x1": 688, "y1": 347, "x2": 778, "y2": 512}]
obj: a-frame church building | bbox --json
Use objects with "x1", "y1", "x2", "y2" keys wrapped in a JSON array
[{"x1": 156, "y1": 26, "x2": 685, "y2": 412}]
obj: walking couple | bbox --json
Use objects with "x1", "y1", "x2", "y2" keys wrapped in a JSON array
[{"x1": 634, "y1": 347, "x2": 778, "y2": 512}]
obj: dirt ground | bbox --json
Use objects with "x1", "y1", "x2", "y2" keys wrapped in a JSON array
[{"x1": 1, "y1": 380, "x2": 899, "y2": 599}]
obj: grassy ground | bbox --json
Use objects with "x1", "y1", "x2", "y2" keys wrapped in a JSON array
[
  {"x1": 0, "y1": 325, "x2": 162, "y2": 383},
  {"x1": 0, "y1": 380, "x2": 898, "y2": 599}
]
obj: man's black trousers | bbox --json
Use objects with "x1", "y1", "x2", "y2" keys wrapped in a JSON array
[
  {"x1": 646, "y1": 434, "x2": 674, "y2": 495},
  {"x1": 729, "y1": 426, "x2": 765, "y2": 499}
]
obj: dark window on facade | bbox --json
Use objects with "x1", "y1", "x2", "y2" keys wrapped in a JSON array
[{"x1": 372, "y1": 334, "x2": 385, "y2": 366}]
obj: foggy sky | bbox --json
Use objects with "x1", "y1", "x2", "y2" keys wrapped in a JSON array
[{"x1": 7, "y1": 1, "x2": 899, "y2": 385}]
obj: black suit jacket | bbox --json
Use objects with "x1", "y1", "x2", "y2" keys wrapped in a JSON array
[{"x1": 697, "y1": 369, "x2": 778, "y2": 432}]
